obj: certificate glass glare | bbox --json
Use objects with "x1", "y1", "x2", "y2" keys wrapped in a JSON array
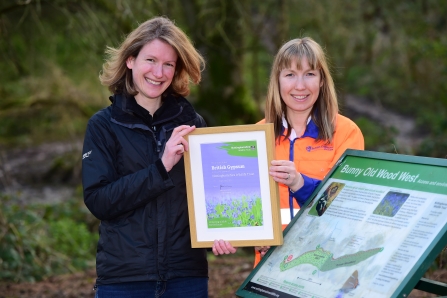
[{"x1": 184, "y1": 124, "x2": 282, "y2": 248}]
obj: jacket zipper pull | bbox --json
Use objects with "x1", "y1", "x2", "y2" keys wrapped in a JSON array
[{"x1": 152, "y1": 126, "x2": 162, "y2": 153}]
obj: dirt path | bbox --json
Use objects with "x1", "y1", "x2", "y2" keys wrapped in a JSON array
[
  {"x1": 0, "y1": 255, "x2": 254, "y2": 298},
  {"x1": 0, "y1": 256, "x2": 444, "y2": 298},
  {"x1": 344, "y1": 95, "x2": 424, "y2": 153},
  {"x1": 0, "y1": 95, "x2": 423, "y2": 200},
  {"x1": 0, "y1": 140, "x2": 82, "y2": 204}
]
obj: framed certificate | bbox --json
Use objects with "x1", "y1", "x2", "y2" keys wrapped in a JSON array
[
  {"x1": 184, "y1": 124, "x2": 282, "y2": 248},
  {"x1": 236, "y1": 149, "x2": 447, "y2": 298}
]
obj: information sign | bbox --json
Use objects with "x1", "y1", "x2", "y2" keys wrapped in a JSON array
[{"x1": 237, "y1": 150, "x2": 447, "y2": 298}]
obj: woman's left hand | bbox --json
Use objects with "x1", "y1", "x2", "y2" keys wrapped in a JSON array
[
  {"x1": 212, "y1": 239, "x2": 237, "y2": 255},
  {"x1": 269, "y1": 160, "x2": 304, "y2": 192},
  {"x1": 161, "y1": 125, "x2": 195, "y2": 172},
  {"x1": 255, "y1": 246, "x2": 271, "y2": 258}
]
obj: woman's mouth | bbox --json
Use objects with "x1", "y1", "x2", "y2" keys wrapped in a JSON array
[
  {"x1": 146, "y1": 78, "x2": 162, "y2": 85},
  {"x1": 292, "y1": 95, "x2": 308, "y2": 100}
]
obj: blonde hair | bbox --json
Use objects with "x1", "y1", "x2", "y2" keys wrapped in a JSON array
[
  {"x1": 99, "y1": 16, "x2": 205, "y2": 97},
  {"x1": 265, "y1": 37, "x2": 338, "y2": 143}
]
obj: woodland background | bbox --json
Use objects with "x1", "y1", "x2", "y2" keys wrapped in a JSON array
[{"x1": 0, "y1": 0, "x2": 447, "y2": 297}]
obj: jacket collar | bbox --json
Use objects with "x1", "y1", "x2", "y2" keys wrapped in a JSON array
[
  {"x1": 281, "y1": 116, "x2": 319, "y2": 140},
  {"x1": 110, "y1": 93, "x2": 195, "y2": 130}
]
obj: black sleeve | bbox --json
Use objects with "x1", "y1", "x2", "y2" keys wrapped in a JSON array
[{"x1": 81, "y1": 115, "x2": 174, "y2": 220}]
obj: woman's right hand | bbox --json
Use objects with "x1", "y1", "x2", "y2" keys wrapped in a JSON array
[{"x1": 161, "y1": 125, "x2": 196, "y2": 172}]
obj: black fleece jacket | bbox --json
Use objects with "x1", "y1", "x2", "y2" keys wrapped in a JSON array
[{"x1": 82, "y1": 93, "x2": 207, "y2": 285}]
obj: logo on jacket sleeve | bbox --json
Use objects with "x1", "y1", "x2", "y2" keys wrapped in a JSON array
[
  {"x1": 82, "y1": 150, "x2": 92, "y2": 159},
  {"x1": 306, "y1": 145, "x2": 334, "y2": 152}
]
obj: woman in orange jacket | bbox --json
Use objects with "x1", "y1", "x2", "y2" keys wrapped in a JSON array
[{"x1": 212, "y1": 37, "x2": 364, "y2": 263}]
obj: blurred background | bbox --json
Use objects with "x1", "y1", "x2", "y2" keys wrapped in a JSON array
[{"x1": 0, "y1": 0, "x2": 446, "y2": 297}]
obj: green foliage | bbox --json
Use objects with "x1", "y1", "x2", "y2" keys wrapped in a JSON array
[
  {"x1": 354, "y1": 117, "x2": 397, "y2": 152},
  {"x1": 417, "y1": 137, "x2": 447, "y2": 159},
  {"x1": 416, "y1": 108, "x2": 447, "y2": 158},
  {"x1": 207, "y1": 195, "x2": 263, "y2": 228},
  {"x1": 0, "y1": 193, "x2": 98, "y2": 282},
  {"x1": 49, "y1": 219, "x2": 95, "y2": 268},
  {"x1": 0, "y1": 1, "x2": 111, "y2": 146},
  {"x1": 1, "y1": 0, "x2": 447, "y2": 152},
  {"x1": 285, "y1": 0, "x2": 447, "y2": 156}
]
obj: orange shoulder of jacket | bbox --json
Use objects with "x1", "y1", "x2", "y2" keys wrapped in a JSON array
[{"x1": 256, "y1": 119, "x2": 266, "y2": 124}]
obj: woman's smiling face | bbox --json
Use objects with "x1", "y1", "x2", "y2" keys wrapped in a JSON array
[
  {"x1": 279, "y1": 57, "x2": 322, "y2": 117},
  {"x1": 126, "y1": 38, "x2": 178, "y2": 104}
]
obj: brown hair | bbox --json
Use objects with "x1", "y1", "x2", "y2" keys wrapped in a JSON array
[
  {"x1": 265, "y1": 37, "x2": 338, "y2": 143},
  {"x1": 99, "y1": 16, "x2": 205, "y2": 97}
]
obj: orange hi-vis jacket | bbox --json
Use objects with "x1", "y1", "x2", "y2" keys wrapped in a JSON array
[{"x1": 254, "y1": 114, "x2": 364, "y2": 266}]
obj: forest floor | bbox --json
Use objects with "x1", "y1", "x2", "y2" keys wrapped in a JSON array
[
  {"x1": 0, "y1": 251, "x2": 446, "y2": 298},
  {"x1": 0, "y1": 253, "x2": 254, "y2": 298}
]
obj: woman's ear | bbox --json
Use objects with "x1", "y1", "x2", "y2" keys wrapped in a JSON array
[{"x1": 126, "y1": 56, "x2": 135, "y2": 69}]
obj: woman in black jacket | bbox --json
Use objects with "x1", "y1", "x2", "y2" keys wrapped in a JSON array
[{"x1": 82, "y1": 16, "x2": 221, "y2": 298}]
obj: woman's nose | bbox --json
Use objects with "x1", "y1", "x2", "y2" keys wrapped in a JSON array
[
  {"x1": 152, "y1": 63, "x2": 163, "y2": 78},
  {"x1": 294, "y1": 77, "x2": 305, "y2": 89}
]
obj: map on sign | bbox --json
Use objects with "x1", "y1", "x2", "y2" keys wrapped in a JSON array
[
  {"x1": 279, "y1": 245, "x2": 384, "y2": 272},
  {"x1": 237, "y1": 150, "x2": 447, "y2": 298}
]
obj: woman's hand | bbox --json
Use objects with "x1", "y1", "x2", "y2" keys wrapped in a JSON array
[
  {"x1": 161, "y1": 125, "x2": 196, "y2": 172},
  {"x1": 255, "y1": 246, "x2": 271, "y2": 258},
  {"x1": 269, "y1": 160, "x2": 304, "y2": 192},
  {"x1": 212, "y1": 239, "x2": 237, "y2": 256}
]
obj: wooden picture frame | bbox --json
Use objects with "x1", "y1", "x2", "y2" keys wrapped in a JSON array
[{"x1": 184, "y1": 124, "x2": 282, "y2": 248}]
